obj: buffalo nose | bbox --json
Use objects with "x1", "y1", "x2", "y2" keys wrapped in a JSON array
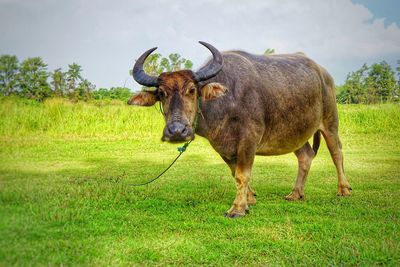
[{"x1": 167, "y1": 122, "x2": 188, "y2": 137}]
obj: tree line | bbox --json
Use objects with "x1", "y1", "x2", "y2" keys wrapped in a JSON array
[
  {"x1": 0, "y1": 53, "x2": 193, "y2": 102},
  {"x1": 0, "y1": 55, "x2": 98, "y2": 101},
  {"x1": 336, "y1": 60, "x2": 400, "y2": 104},
  {"x1": 1, "y1": 53, "x2": 399, "y2": 104}
]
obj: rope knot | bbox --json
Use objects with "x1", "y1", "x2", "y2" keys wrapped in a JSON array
[{"x1": 177, "y1": 141, "x2": 190, "y2": 153}]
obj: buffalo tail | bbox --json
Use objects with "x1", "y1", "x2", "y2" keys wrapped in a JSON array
[{"x1": 312, "y1": 130, "x2": 321, "y2": 157}]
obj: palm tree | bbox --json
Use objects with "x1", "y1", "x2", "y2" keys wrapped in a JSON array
[
  {"x1": 50, "y1": 68, "x2": 66, "y2": 97},
  {"x1": 66, "y1": 63, "x2": 83, "y2": 99}
]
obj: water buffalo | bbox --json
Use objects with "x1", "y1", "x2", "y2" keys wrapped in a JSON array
[{"x1": 128, "y1": 41, "x2": 352, "y2": 218}]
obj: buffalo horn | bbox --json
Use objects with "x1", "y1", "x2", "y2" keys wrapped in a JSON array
[
  {"x1": 194, "y1": 41, "x2": 223, "y2": 82},
  {"x1": 132, "y1": 47, "x2": 159, "y2": 87}
]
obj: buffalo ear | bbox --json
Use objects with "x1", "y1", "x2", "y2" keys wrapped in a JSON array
[
  {"x1": 127, "y1": 91, "x2": 158, "y2": 106},
  {"x1": 200, "y1": 82, "x2": 228, "y2": 100}
]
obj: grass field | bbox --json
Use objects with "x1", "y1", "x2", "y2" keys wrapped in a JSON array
[{"x1": 0, "y1": 97, "x2": 399, "y2": 266}]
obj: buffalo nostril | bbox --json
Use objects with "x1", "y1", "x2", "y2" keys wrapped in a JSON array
[
  {"x1": 181, "y1": 126, "x2": 188, "y2": 136},
  {"x1": 167, "y1": 124, "x2": 175, "y2": 135}
]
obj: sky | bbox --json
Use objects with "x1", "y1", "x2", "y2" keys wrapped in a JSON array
[{"x1": 0, "y1": 0, "x2": 399, "y2": 90}]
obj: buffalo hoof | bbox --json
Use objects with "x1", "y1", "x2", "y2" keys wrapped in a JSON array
[
  {"x1": 224, "y1": 212, "x2": 246, "y2": 218},
  {"x1": 284, "y1": 191, "x2": 304, "y2": 201},
  {"x1": 224, "y1": 205, "x2": 248, "y2": 218},
  {"x1": 337, "y1": 186, "x2": 352, "y2": 196}
]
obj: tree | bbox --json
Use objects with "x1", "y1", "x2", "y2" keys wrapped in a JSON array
[
  {"x1": 367, "y1": 61, "x2": 396, "y2": 102},
  {"x1": 264, "y1": 48, "x2": 275, "y2": 55},
  {"x1": 109, "y1": 87, "x2": 131, "y2": 101},
  {"x1": 18, "y1": 57, "x2": 51, "y2": 101},
  {"x1": 76, "y1": 79, "x2": 95, "y2": 101},
  {"x1": 50, "y1": 68, "x2": 66, "y2": 97},
  {"x1": 0, "y1": 55, "x2": 19, "y2": 96},
  {"x1": 396, "y1": 60, "x2": 400, "y2": 82},
  {"x1": 336, "y1": 85, "x2": 350, "y2": 104},
  {"x1": 337, "y1": 61, "x2": 398, "y2": 104},
  {"x1": 143, "y1": 53, "x2": 165, "y2": 77},
  {"x1": 93, "y1": 88, "x2": 110, "y2": 100},
  {"x1": 339, "y1": 64, "x2": 369, "y2": 104},
  {"x1": 395, "y1": 59, "x2": 400, "y2": 100},
  {"x1": 93, "y1": 87, "x2": 132, "y2": 102},
  {"x1": 66, "y1": 63, "x2": 83, "y2": 99},
  {"x1": 161, "y1": 53, "x2": 193, "y2": 72}
]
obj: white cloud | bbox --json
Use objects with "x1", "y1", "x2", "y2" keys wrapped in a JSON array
[{"x1": 0, "y1": 0, "x2": 399, "y2": 88}]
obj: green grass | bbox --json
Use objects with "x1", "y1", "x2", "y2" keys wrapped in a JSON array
[{"x1": 0, "y1": 98, "x2": 399, "y2": 266}]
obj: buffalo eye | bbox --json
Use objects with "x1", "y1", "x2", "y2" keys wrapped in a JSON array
[
  {"x1": 187, "y1": 87, "x2": 196, "y2": 95},
  {"x1": 158, "y1": 89, "x2": 168, "y2": 99}
]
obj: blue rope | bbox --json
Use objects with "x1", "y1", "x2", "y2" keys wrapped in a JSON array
[
  {"x1": 128, "y1": 97, "x2": 201, "y2": 186},
  {"x1": 127, "y1": 140, "x2": 192, "y2": 186}
]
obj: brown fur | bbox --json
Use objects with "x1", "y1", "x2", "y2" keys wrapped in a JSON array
[
  {"x1": 130, "y1": 50, "x2": 352, "y2": 218},
  {"x1": 158, "y1": 71, "x2": 195, "y2": 94}
]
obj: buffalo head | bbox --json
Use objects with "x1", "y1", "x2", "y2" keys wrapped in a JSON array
[{"x1": 128, "y1": 41, "x2": 227, "y2": 143}]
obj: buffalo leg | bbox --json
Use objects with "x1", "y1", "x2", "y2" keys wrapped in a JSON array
[
  {"x1": 321, "y1": 129, "x2": 352, "y2": 196},
  {"x1": 285, "y1": 142, "x2": 315, "y2": 201},
  {"x1": 224, "y1": 144, "x2": 256, "y2": 218},
  {"x1": 221, "y1": 155, "x2": 257, "y2": 206}
]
